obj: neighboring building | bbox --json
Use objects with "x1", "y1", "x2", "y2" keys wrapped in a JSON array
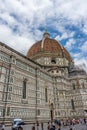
[{"x1": 0, "y1": 31, "x2": 87, "y2": 124}]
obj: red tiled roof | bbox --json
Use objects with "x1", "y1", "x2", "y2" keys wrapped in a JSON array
[
  {"x1": 27, "y1": 37, "x2": 72, "y2": 61},
  {"x1": 27, "y1": 38, "x2": 62, "y2": 56}
]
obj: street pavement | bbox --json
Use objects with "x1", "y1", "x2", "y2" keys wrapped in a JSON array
[
  {"x1": 62, "y1": 124, "x2": 87, "y2": 130},
  {"x1": 4, "y1": 123, "x2": 87, "y2": 130}
]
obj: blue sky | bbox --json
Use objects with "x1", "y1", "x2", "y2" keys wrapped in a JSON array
[{"x1": 0, "y1": 0, "x2": 87, "y2": 70}]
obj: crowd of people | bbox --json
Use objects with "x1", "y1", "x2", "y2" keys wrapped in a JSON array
[
  {"x1": 47, "y1": 117, "x2": 87, "y2": 130},
  {"x1": 32, "y1": 117, "x2": 87, "y2": 130},
  {"x1": 0, "y1": 117, "x2": 87, "y2": 130},
  {"x1": 31, "y1": 120, "x2": 62, "y2": 130},
  {"x1": 47, "y1": 120, "x2": 61, "y2": 130}
]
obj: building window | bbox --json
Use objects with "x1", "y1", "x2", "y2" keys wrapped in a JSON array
[
  {"x1": 9, "y1": 86, "x2": 12, "y2": 91},
  {"x1": 56, "y1": 70, "x2": 59, "y2": 73},
  {"x1": 7, "y1": 107, "x2": 10, "y2": 116},
  {"x1": 51, "y1": 58, "x2": 56, "y2": 64},
  {"x1": 37, "y1": 99, "x2": 40, "y2": 104},
  {"x1": 10, "y1": 70, "x2": 14, "y2": 75},
  {"x1": 45, "y1": 88, "x2": 48, "y2": 102},
  {"x1": 71, "y1": 99, "x2": 75, "y2": 110},
  {"x1": 58, "y1": 111, "x2": 60, "y2": 115},
  {"x1": 82, "y1": 82, "x2": 85, "y2": 88},
  {"x1": 37, "y1": 109, "x2": 40, "y2": 116},
  {"x1": 8, "y1": 93, "x2": 11, "y2": 100},
  {"x1": 22, "y1": 79, "x2": 27, "y2": 99},
  {"x1": 9, "y1": 77, "x2": 13, "y2": 83},
  {"x1": 72, "y1": 83, "x2": 75, "y2": 90}
]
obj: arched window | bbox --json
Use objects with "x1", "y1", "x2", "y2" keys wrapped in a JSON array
[
  {"x1": 82, "y1": 82, "x2": 85, "y2": 88},
  {"x1": 51, "y1": 58, "x2": 56, "y2": 64},
  {"x1": 7, "y1": 107, "x2": 10, "y2": 116},
  {"x1": 22, "y1": 79, "x2": 27, "y2": 99},
  {"x1": 45, "y1": 88, "x2": 48, "y2": 102},
  {"x1": 72, "y1": 83, "x2": 75, "y2": 90},
  {"x1": 37, "y1": 109, "x2": 40, "y2": 116},
  {"x1": 71, "y1": 99, "x2": 75, "y2": 110}
]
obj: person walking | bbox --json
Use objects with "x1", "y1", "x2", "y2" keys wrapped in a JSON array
[
  {"x1": 49, "y1": 124, "x2": 55, "y2": 130},
  {"x1": 47, "y1": 122, "x2": 50, "y2": 130},
  {"x1": 36, "y1": 120, "x2": 39, "y2": 130},
  {"x1": 18, "y1": 126, "x2": 23, "y2": 130},
  {"x1": 69, "y1": 128, "x2": 73, "y2": 130},
  {"x1": 32, "y1": 123, "x2": 35, "y2": 130},
  {"x1": 54, "y1": 120, "x2": 61, "y2": 130}
]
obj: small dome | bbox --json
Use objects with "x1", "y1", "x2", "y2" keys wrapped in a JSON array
[{"x1": 27, "y1": 32, "x2": 73, "y2": 62}]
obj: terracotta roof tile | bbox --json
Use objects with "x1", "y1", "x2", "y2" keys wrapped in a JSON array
[{"x1": 27, "y1": 37, "x2": 72, "y2": 62}]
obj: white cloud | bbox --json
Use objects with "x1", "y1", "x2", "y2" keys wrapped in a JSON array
[
  {"x1": 54, "y1": 0, "x2": 87, "y2": 24},
  {"x1": 74, "y1": 58, "x2": 87, "y2": 73},
  {"x1": 0, "y1": 0, "x2": 87, "y2": 60},
  {"x1": 65, "y1": 38, "x2": 76, "y2": 50},
  {"x1": 80, "y1": 41, "x2": 87, "y2": 52},
  {"x1": 55, "y1": 31, "x2": 75, "y2": 41},
  {"x1": 56, "y1": 33, "x2": 68, "y2": 41},
  {"x1": 72, "y1": 52, "x2": 81, "y2": 59},
  {"x1": 83, "y1": 25, "x2": 87, "y2": 34},
  {"x1": 0, "y1": 24, "x2": 35, "y2": 55}
]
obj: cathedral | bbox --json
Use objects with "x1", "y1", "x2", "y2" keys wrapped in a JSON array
[{"x1": 0, "y1": 31, "x2": 87, "y2": 124}]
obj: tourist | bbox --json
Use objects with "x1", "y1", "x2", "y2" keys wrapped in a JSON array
[
  {"x1": 54, "y1": 120, "x2": 61, "y2": 130},
  {"x1": 36, "y1": 120, "x2": 39, "y2": 130},
  {"x1": 32, "y1": 123, "x2": 35, "y2": 130},
  {"x1": 47, "y1": 122, "x2": 51, "y2": 130},
  {"x1": 18, "y1": 126, "x2": 23, "y2": 130}
]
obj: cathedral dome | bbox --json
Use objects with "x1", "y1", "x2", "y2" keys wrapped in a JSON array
[{"x1": 27, "y1": 32, "x2": 73, "y2": 62}]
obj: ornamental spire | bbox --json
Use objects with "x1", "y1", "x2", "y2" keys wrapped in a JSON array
[
  {"x1": 43, "y1": 29, "x2": 50, "y2": 38},
  {"x1": 41, "y1": 30, "x2": 50, "y2": 49}
]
